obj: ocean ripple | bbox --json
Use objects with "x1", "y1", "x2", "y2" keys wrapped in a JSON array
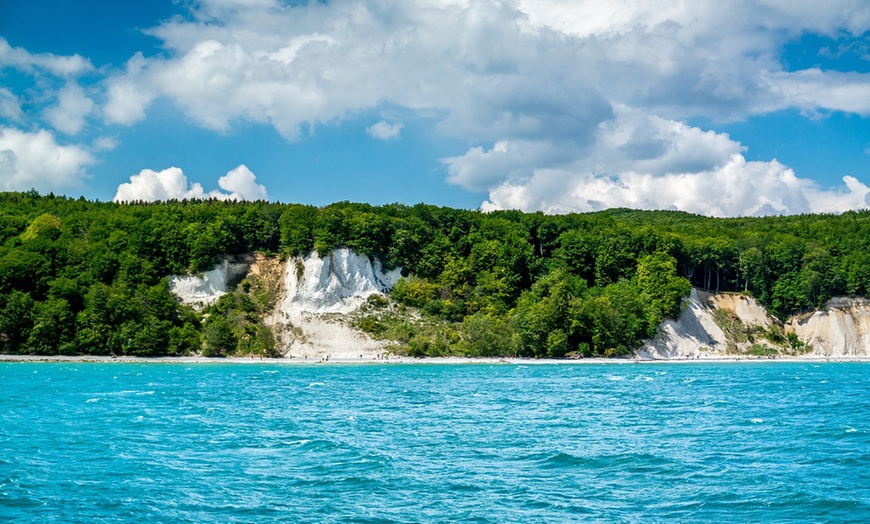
[{"x1": 1, "y1": 362, "x2": 869, "y2": 522}]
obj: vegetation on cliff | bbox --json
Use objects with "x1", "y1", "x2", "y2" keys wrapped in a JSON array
[{"x1": 1, "y1": 190, "x2": 869, "y2": 357}]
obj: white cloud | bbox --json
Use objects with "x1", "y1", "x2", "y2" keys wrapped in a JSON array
[
  {"x1": 104, "y1": 0, "x2": 870, "y2": 131},
  {"x1": 92, "y1": 136, "x2": 118, "y2": 152},
  {"x1": 367, "y1": 120, "x2": 404, "y2": 140},
  {"x1": 94, "y1": 0, "x2": 870, "y2": 215},
  {"x1": 114, "y1": 167, "x2": 202, "y2": 202},
  {"x1": 44, "y1": 83, "x2": 95, "y2": 135},
  {"x1": 0, "y1": 37, "x2": 93, "y2": 76},
  {"x1": 474, "y1": 107, "x2": 870, "y2": 216},
  {"x1": 113, "y1": 5, "x2": 869, "y2": 116},
  {"x1": 0, "y1": 88, "x2": 23, "y2": 122},
  {"x1": 769, "y1": 69, "x2": 870, "y2": 115},
  {"x1": 215, "y1": 164, "x2": 269, "y2": 200},
  {"x1": 103, "y1": 53, "x2": 156, "y2": 125},
  {"x1": 517, "y1": 0, "x2": 870, "y2": 39},
  {"x1": 114, "y1": 164, "x2": 269, "y2": 202},
  {"x1": 446, "y1": 105, "x2": 744, "y2": 193},
  {"x1": 481, "y1": 157, "x2": 870, "y2": 216},
  {"x1": 0, "y1": 127, "x2": 95, "y2": 191}
]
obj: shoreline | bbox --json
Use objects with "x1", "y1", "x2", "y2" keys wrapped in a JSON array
[{"x1": 1, "y1": 354, "x2": 869, "y2": 365}]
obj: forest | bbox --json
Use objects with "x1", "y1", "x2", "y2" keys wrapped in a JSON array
[{"x1": 1, "y1": 190, "x2": 869, "y2": 358}]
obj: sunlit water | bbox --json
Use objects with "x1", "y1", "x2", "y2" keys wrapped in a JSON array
[{"x1": 2, "y1": 362, "x2": 869, "y2": 522}]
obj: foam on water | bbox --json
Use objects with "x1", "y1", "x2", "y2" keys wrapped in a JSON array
[{"x1": 1, "y1": 362, "x2": 869, "y2": 522}]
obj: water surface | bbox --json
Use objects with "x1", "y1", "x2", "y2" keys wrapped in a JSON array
[{"x1": 1, "y1": 362, "x2": 869, "y2": 522}]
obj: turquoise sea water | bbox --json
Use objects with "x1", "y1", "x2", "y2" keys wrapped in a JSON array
[{"x1": 1, "y1": 362, "x2": 869, "y2": 523}]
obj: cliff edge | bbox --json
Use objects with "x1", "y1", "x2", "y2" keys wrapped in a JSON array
[
  {"x1": 639, "y1": 289, "x2": 870, "y2": 359},
  {"x1": 785, "y1": 297, "x2": 870, "y2": 357}
]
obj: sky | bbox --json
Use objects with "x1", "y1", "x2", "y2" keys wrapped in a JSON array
[{"x1": 1, "y1": 0, "x2": 870, "y2": 216}]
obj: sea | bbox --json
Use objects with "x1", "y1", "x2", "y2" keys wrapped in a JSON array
[{"x1": 1, "y1": 361, "x2": 869, "y2": 523}]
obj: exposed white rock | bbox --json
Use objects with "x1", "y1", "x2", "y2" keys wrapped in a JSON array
[
  {"x1": 714, "y1": 292, "x2": 772, "y2": 330},
  {"x1": 169, "y1": 258, "x2": 250, "y2": 308},
  {"x1": 637, "y1": 288, "x2": 777, "y2": 359},
  {"x1": 638, "y1": 289, "x2": 723, "y2": 359},
  {"x1": 273, "y1": 248, "x2": 402, "y2": 359},
  {"x1": 279, "y1": 248, "x2": 401, "y2": 319},
  {"x1": 280, "y1": 314, "x2": 391, "y2": 360},
  {"x1": 786, "y1": 297, "x2": 870, "y2": 357}
]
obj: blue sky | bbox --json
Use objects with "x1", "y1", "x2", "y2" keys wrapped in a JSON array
[{"x1": 1, "y1": 0, "x2": 869, "y2": 216}]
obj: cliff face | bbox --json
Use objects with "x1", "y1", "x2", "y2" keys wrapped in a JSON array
[
  {"x1": 279, "y1": 248, "x2": 401, "y2": 319},
  {"x1": 273, "y1": 248, "x2": 402, "y2": 358},
  {"x1": 637, "y1": 289, "x2": 777, "y2": 359},
  {"x1": 785, "y1": 298, "x2": 870, "y2": 357},
  {"x1": 639, "y1": 290, "x2": 870, "y2": 359},
  {"x1": 168, "y1": 249, "x2": 401, "y2": 358},
  {"x1": 168, "y1": 257, "x2": 252, "y2": 309},
  {"x1": 168, "y1": 256, "x2": 870, "y2": 359}
]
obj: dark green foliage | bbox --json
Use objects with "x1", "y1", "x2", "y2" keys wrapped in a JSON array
[
  {"x1": 1, "y1": 191, "x2": 869, "y2": 357},
  {"x1": 459, "y1": 312, "x2": 517, "y2": 357},
  {"x1": 280, "y1": 204, "x2": 317, "y2": 257},
  {"x1": 0, "y1": 291, "x2": 34, "y2": 352},
  {"x1": 392, "y1": 277, "x2": 441, "y2": 308}
]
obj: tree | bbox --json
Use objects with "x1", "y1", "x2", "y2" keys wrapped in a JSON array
[{"x1": 636, "y1": 252, "x2": 692, "y2": 326}]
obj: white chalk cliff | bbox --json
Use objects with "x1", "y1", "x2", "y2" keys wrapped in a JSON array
[
  {"x1": 637, "y1": 288, "x2": 776, "y2": 359},
  {"x1": 785, "y1": 297, "x2": 870, "y2": 357},
  {"x1": 279, "y1": 248, "x2": 401, "y2": 319},
  {"x1": 638, "y1": 289, "x2": 870, "y2": 359},
  {"x1": 268, "y1": 248, "x2": 401, "y2": 358},
  {"x1": 169, "y1": 258, "x2": 250, "y2": 308},
  {"x1": 168, "y1": 249, "x2": 401, "y2": 357},
  {"x1": 169, "y1": 257, "x2": 870, "y2": 359}
]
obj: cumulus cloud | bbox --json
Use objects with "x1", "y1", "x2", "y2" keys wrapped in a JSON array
[
  {"x1": 474, "y1": 106, "x2": 870, "y2": 216},
  {"x1": 0, "y1": 37, "x2": 93, "y2": 76},
  {"x1": 769, "y1": 69, "x2": 870, "y2": 115},
  {"x1": 91, "y1": 136, "x2": 118, "y2": 152},
  {"x1": 0, "y1": 88, "x2": 23, "y2": 122},
  {"x1": 103, "y1": 53, "x2": 157, "y2": 125},
  {"x1": 104, "y1": 0, "x2": 870, "y2": 132},
  {"x1": 215, "y1": 164, "x2": 269, "y2": 200},
  {"x1": 0, "y1": 127, "x2": 95, "y2": 191},
  {"x1": 94, "y1": 0, "x2": 870, "y2": 215},
  {"x1": 113, "y1": 164, "x2": 269, "y2": 202},
  {"x1": 44, "y1": 83, "x2": 95, "y2": 135},
  {"x1": 446, "y1": 106, "x2": 743, "y2": 193},
  {"x1": 367, "y1": 120, "x2": 404, "y2": 140},
  {"x1": 482, "y1": 157, "x2": 870, "y2": 217}
]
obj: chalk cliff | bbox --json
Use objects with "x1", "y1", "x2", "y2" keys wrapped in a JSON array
[
  {"x1": 168, "y1": 257, "x2": 251, "y2": 309},
  {"x1": 273, "y1": 248, "x2": 402, "y2": 358},
  {"x1": 168, "y1": 257, "x2": 870, "y2": 359},
  {"x1": 168, "y1": 249, "x2": 400, "y2": 358},
  {"x1": 637, "y1": 288, "x2": 777, "y2": 359},
  {"x1": 785, "y1": 297, "x2": 870, "y2": 357},
  {"x1": 639, "y1": 289, "x2": 870, "y2": 359},
  {"x1": 279, "y1": 248, "x2": 401, "y2": 319}
]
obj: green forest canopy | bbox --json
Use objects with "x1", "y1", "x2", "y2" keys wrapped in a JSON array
[{"x1": 1, "y1": 190, "x2": 868, "y2": 357}]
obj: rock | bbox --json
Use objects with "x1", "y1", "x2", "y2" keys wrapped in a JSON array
[
  {"x1": 637, "y1": 288, "x2": 778, "y2": 359},
  {"x1": 785, "y1": 297, "x2": 870, "y2": 357},
  {"x1": 168, "y1": 257, "x2": 250, "y2": 308},
  {"x1": 279, "y1": 248, "x2": 401, "y2": 318}
]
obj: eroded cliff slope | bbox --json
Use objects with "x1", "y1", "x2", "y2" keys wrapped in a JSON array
[
  {"x1": 785, "y1": 298, "x2": 870, "y2": 357},
  {"x1": 639, "y1": 290, "x2": 870, "y2": 359},
  {"x1": 169, "y1": 254, "x2": 870, "y2": 359}
]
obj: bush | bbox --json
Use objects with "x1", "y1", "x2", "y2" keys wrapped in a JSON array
[
  {"x1": 459, "y1": 312, "x2": 516, "y2": 357},
  {"x1": 747, "y1": 344, "x2": 777, "y2": 357},
  {"x1": 391, "y1": 277, "x2": 440, "y2": 308}
]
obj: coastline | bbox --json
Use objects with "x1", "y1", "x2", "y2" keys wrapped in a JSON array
[{"x1": 2, "y1": 354, "x2": 869, "y2": 364}]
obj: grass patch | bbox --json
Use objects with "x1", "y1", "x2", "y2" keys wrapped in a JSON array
[{"x1": 747, "y1": 344, "x2": 778, "y2": 357}]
